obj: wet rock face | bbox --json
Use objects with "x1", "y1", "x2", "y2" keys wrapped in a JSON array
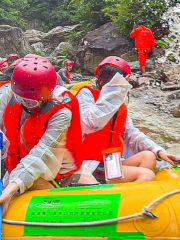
[{"x1": 0, "y1": 25, "x2": 33, "y2": 57}]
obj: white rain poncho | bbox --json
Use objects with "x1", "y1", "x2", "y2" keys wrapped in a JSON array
[
  {"x1": 76, "y1": 72, "x2": 164, "y2": 175},
  {"x1": 0, "y1": 86, "x2": 77, "y2": 193},
  {"x1": 0, "y1": 83, "x2": 10, "y2": 95}
]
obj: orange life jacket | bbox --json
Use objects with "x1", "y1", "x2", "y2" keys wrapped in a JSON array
[
  {"x1": 57, "y1": 68, "x2": 71, "y2": 79},
  {"x1": 0, "y1": 80, "x2": 10, "y2": 88},
  {"x1": 76, "y1": 86, "x2": 127, "y2": 162},
  {"x1": 3, "y1": 91, "x2": 83, "y2": 179}
]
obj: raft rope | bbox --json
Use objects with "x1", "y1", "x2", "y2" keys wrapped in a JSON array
[{"x1": 2, "y1": 188, "x2": 180, "y2": 227}]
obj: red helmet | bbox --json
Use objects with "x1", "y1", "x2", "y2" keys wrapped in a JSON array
[
  {"x1": 94, "y1": 56, "x2": 131, "y2": 77},
  {"x1": 11, "y1": 57, "x2": 57, "y2": 101},
  {"x1": 9, "y1": 58, "x2": 23, "y2": 68},
  {"x1": 0, "y1": 58, "x2": 7, "y2": 67},
  {"x1": 7, "y1": 53, "x2": 20, "y2": 61},
  {"x1": 65, "y1": 61, "x2": 73, "y2": 67}
]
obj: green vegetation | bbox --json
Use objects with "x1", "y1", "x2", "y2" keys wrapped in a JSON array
[
  {"x1": 70, "y1": 0, "x2": 109, "y2": 31},
  {"x1": 60, "y1": 46, "x2": 68, "y2": 59},
  {"x1": 34, "y1": 50, "x2": 43, "y2": 56},
  {"x1": 23, "y1": 0, "x2": 76, "y2": 31},
  {"x1": 103, "y1": 0, "x2": 177, "y2": 34},
  {"x1": 0, "y1": 0, "x2": 28, "y2": 28},
  {"x1": 65, "y1": 30, "x2": 84, "y2": 45},
  {"x1": 156, "y1": 40, "x2": 170, "y2": 49},
  {"x1": 0, "y1": 0, "x2": 178, "y2": 34},
  {"x1": 167, "y1": 53, "x2": 176, "y2": 62}
]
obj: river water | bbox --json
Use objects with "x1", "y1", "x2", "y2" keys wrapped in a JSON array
[{"x1": 127, "y1": 97, "x2": 180, "y2": 156}]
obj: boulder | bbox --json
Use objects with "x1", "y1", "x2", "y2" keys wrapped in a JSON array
[
  {"x1": 46, "y1": 56, "x2": 64, "y2": 68},
  {"x1": 129, "y1": 75, "x2": 139, "y2": 88},
  {"x1": 161, "y1": 84, "x2": 180, "y2": 91},
  {"x1": 77, "y1": 22, "x2": 131, "y2": 74},
  {"x1": 31, "y1": 42, "x2": 44, "y2": 54},
  {"x1": 25, "y1": 29, "x2": 45, "y2": 44},
  {"x1": 138, "y1": 77, "x2": 151, "y2": 86},
  {"x1": 0, "y1": 25, "x2": 33, "y2": 57},
  {"x1": 129, "y1": 59, "x2": 154, "y2": 72},
  {"x1": 82, "y1": 22, "x2": 130, "y2": 51},
  {"x1": 121, "y1": 50, "x2": 138, "y2": 62},
  {"x1": 42, "y1": 25, "x2": 80, "y2": 54},
  {"x1": 167, "y1": 90, "x2": 180, "y2": 100},
  {"x1": 173, "y1": 104, "x2": 180, "y2": 117},
  {"x1": 50, "y1": 42, "x2": 72, "y2": 58}
]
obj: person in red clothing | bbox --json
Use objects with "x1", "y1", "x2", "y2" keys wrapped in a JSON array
[
  {"x1": 6, "y1": 53, "x2": 20, "y2": 67},
  {"x1": 0, "y1": 58, "x2": 8, "y2": 74},
  {"x1": 130, "y1": 20, "x2": 156, "y2": 74}
]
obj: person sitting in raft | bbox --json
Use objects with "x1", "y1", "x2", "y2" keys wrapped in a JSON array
[
  {"x1": 0, "y1": 58, "x2": 8, "y2": 74},
  {"x1": 0, "y1": 55, "x2": 83, "y2": 216},
  {"x1": 69, "y1": 56, "x2": 178, "y2": 184},
  {"x1": 6, "y1": 53, "x2": 20, "y2": 67},
  {"x1": 57, "y1": 60, "x2": 74, "y2": 85},
  {"x1": 0, "y1": 59, "x2": 23, "y2": 94}
]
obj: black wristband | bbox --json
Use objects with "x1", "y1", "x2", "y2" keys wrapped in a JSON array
[{"x1": 156, "y1": 150, "x2": 162, "y2": 159}]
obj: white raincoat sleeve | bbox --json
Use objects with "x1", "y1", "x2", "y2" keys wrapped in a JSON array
[
  {"x1": 123, "y1": 115, "x2": 165, "y2": 159},
  {"x1": 76, "y1": 72, "x2": 132, "y2": 134},
  {"x1": 0, "y1": 86, "x2": 76, "y2": 193}
]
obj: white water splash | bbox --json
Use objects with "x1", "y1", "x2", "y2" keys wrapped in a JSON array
[{"x1": 158, "y1": 3, "x2": 180, "y2": 64}]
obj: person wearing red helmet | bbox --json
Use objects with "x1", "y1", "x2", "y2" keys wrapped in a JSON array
[
  {"x1": 0, "y1": 55, "x2": 83, "y2": 216},
  {"x1": 0, "y1": 58, "x2": 11, "y2": 92},
  {"x1": 0, "y1": 59, "x2": 23, "y2": 93},
  {"x1": 73, "y1": 56, "x2": 177, "y2": 185},
  {"x1": 0, "y1": 58, "x2": 8, "y2": 74},
  {"x1": 7, "y1": 53, "x2": 20, "y2": 67},
  {"x1": 57, "y1": 60, "x2": 74, "y2": 84}
]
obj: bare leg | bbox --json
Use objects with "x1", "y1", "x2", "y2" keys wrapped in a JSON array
[
  {"x1": 107, "y1": 165, "x2": 155, "y2": 184},
  {"x1": 78, "y1": 174, "x2": 99, "y2": 184},
  {"x1": 75, "y1": 151, "x2": 156, "y2": 185},
  {"x1": 29, "y1": 178, "x2": 54, "y2": 190},
  {"x1": 142, "y1": 66, "x2": 146, "y2": 74},
  {"x1": 122, "y1": 150, "x2": 156, "y2": 171}
]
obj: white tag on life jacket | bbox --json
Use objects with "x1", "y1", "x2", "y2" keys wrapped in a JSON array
[{"x1": 103, "y1": 152, "x2": 123, "y2": 181}]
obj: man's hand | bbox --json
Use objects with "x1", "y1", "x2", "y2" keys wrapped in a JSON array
[
  {"x1": 125, "y1": 74, "x2": 131, "y2": 82},
  {"x1": 158, "y1": 151, "x2": 178, "y2": 166}
]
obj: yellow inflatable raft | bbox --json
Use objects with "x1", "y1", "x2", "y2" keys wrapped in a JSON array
[
  {"x1": 2, "y1": 167, "x2": 180, "y2": 240},
  {"x1": 65, "y1": 80, "x2": 95, "y2": 95}
]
